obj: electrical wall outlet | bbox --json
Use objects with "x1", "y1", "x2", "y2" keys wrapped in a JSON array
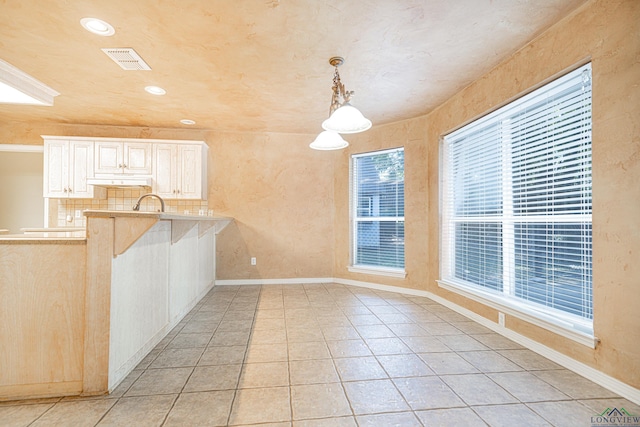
[
  {"x1": 251, "y1": 257, "x2": 257, "y2": 266},
  {"x1": 498, "y1": 312, "x2": 505, "y2": 327},
  {"x1": 75, "y1": 210, "x2": 82, "y2": 219}
]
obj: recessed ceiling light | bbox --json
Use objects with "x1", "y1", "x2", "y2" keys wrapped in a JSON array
[
  {"x1": 145, "y1": 86, "x2": 166, "y2": 95},
  {"x1": 80, "y1": 18, "x2": 115, "y2": 36},
  {"x1": 180, "y1": 119, "x2": 196, "y2": 125}
]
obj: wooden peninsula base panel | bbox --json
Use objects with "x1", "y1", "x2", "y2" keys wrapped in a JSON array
[{"x1": 0, "y1": 211, "x2": 231, "y2": 401}]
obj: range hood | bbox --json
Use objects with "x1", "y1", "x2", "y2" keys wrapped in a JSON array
[{"x1": 87, "y1": 176, "x2": 152, "y2": 188}]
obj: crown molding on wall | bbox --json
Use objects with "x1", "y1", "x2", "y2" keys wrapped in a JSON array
[{"x1": 0, "y1": 144, "x2": 44, "y2": 152}]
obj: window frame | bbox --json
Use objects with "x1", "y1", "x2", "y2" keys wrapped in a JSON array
[
  {"x1": 438, "y1": 63, "x2": 596, "y2": 347},
  {"x1": 349, "y1": 147, "x2": 406, "y2": 278}
]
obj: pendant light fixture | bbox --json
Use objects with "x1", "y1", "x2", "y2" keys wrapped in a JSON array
[
  {"x1": 310, "y1": 56, "x2": 372, "y2": 150},
  {"x1": 322, "y1": 57, "x2": 371, "y2": 133}
]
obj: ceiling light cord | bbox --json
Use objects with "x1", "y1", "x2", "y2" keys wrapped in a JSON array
[{"x1": 329, "y1": 64, "x2": 354, "y2": 116}]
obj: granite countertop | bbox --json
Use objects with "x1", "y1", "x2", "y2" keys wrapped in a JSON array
[
  {"x1": 21, "y1": 227, "x2": 86, "y2": 232},
  {"x1": 83, "y1": 210, "x2": 233, "y2": 236},
  {"x1": 0, "y1": 212, "x2": 233, "y2": 243},
  {"x1": 0, "y1": 230, "x2": 87, "y2": 243}
]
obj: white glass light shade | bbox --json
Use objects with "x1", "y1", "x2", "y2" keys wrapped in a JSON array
[
  {"x1": 322, "y1": 103, "x2": 372, "y2": 134},
  {"x1": 309, "y1": 130, "x2": 349, "y2": 150}
]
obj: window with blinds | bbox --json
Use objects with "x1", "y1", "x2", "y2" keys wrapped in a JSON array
[
  {"x1": 351, "y1": 148, "x2": 405, "y2": 272},
  {"x1": 441, "y1": 63, "x2": 592, "y2": 334}
]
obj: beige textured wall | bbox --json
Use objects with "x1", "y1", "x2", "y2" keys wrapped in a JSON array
[
  {"x1": 335, "y1": 0, "x2": 640, "y2": 389},
  {"x1": 207, "y1": 131, "x2": 335, "y2": 280}
]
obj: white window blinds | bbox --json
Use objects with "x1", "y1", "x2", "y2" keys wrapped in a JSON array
[
  {"x1": 441, "y1": 63, "x2": 592, "y2": 332},
  {"x1": 352, "y1": 148, "x2": 405, "y2": 271}
]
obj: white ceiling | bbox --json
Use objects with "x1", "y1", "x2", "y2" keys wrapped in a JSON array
[{"x1": 0, "y1": 0, "x2": 588, "y2": 134}]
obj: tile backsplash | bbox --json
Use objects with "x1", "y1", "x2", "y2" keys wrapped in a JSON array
[{"x1": 52, "y1": 189, "x2": 209, "y2": 227}]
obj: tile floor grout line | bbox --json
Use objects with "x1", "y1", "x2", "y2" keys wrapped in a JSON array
[
  {"x1": 523, "y1": 401, "x2": 559, "y2": 427},
  {"x1": 90, "y1": 396, "x2": 121, "y2": 427},
  {"x1": 221, "y1": 288, "x2": 242, "y2": 427},
  {"x1": 324, "y1": 284, "x2": 360, "y2": 423},
  {"x1": 225, "y1": 285, "x2": 262, "y2": 427},
  {"x1": 24, "y1": 401, "x2": 57, "y2": 427}
]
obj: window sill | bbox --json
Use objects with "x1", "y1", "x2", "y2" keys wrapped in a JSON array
[
  {"x1": 437, "y1": 279, "x2": 598, "y2": 348},
  {"x1": 348, "y1": 265, "x2": 406, "y2": 279}
]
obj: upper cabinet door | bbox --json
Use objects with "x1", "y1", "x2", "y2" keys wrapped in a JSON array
[
  {"x1": 94, "y1": 141, "x2": 122, "y2": 175},
  {"x1": 123, "y1": 143, "x2": 152, "y2": 175},
  {"x1": 43, "y1": 138, "x2": 103, "y2": 199},
  {"x1": 153, "y1": 143, "x2": 178, "y2": 198},
  {"x1": 44, "y1": 140, "x2": 69, "y2": 198},
  {"x1": 179, "y1": 144, "x2": 203, "y2": 200},
  {"x1": 152, "y1": 142, "x2": 206, "y2": 200},
  {"x1": 95, "y1": 141, "x2": 152, "y2": 175},
  {"x1": 69, "y1": 140, "x2": 94, "y2": 198}
]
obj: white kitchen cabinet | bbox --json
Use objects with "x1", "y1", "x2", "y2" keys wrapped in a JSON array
[
  {"x1": 153, "y1": 142, "x2": 207, "y2": 200},
  {"x1": 43, "y1": 138, "x2": 105, "y2": 198},
  {"x1": 95, "y1": 141, "x2": 152, "y2": 176}
]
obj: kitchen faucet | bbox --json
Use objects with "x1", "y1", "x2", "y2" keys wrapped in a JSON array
[{"x1": 132, "y1": 193, "x2": 165, "y2": 212}]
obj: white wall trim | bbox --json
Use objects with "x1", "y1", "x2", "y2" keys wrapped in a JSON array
[
  {"x1": 40, "y1": 135, "x2": 205, "y2": 145},
  {"x1": 0, "y1": 144, "x2": 43, "y2": 152},
  {"x1": 0, "y1": 58, "x2": 59, "y2": 105},
  {"x1": 348, "y1": 266, "x2": 407, "y2": 278},
  {"x1": 437, "y1": 280, "x2": 597, "y2": 348},
  {"x1": 215, "y1": 278, "x2": 332, "y2": 286},
  {"x1": 214, "y1": 276, "x2": 640, "y2": 405},
  {"x1": 333, "y1": 277, "x2": 429, "y2": 297}
]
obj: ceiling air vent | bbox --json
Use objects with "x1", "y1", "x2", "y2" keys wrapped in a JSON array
[{"x1": 101, "y1": 48, "x2": 151, "y2": 70}]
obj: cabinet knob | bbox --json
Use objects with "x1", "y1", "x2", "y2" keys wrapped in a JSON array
[
  {"x1": 123, "y1": 164, "x2": 128, "y2": 168},
  {"x1": 172, "y1": 189, "x2": 176, "y2": 194},
  {"x1": 177, "y1": 189, "x2": 180, "y2": 194},
  {"x1": 118, "y1": 164, "x2": 123, "y2": 168},
  {"x1": 68, "y1": 188, "x2": 72, "y2": 193},
  {"x1": 64, "y1": 188, "x2": 68, "y2": 193}
]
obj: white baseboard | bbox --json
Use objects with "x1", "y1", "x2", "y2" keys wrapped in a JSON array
[
  {"x1": 215, "y1": 278, "x2": 331, "y2": 286},
  {"x1": 215, "y1": 276, "x2": 640, "y2": 405}
]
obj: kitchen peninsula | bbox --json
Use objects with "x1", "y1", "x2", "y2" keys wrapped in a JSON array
[{"x1": 0, "y1": 210, "x2": 231, "y2": 401}]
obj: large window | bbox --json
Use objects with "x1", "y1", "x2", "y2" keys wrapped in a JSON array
[
  {"x1": 351, "y1": 148, "x2": 405, "y2": 275},
  {"x1": 441, "y1": 63, "x2": 593, "y2": 336}
]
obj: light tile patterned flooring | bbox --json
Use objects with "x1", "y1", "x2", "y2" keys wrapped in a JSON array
[{"x1": 1, "y1": 283, "x2": 638, "y2": 426}]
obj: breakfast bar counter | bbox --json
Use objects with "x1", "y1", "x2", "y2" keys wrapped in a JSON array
[{"x1": 0, "y1": 210, "x2": 232, "y2": 401}]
